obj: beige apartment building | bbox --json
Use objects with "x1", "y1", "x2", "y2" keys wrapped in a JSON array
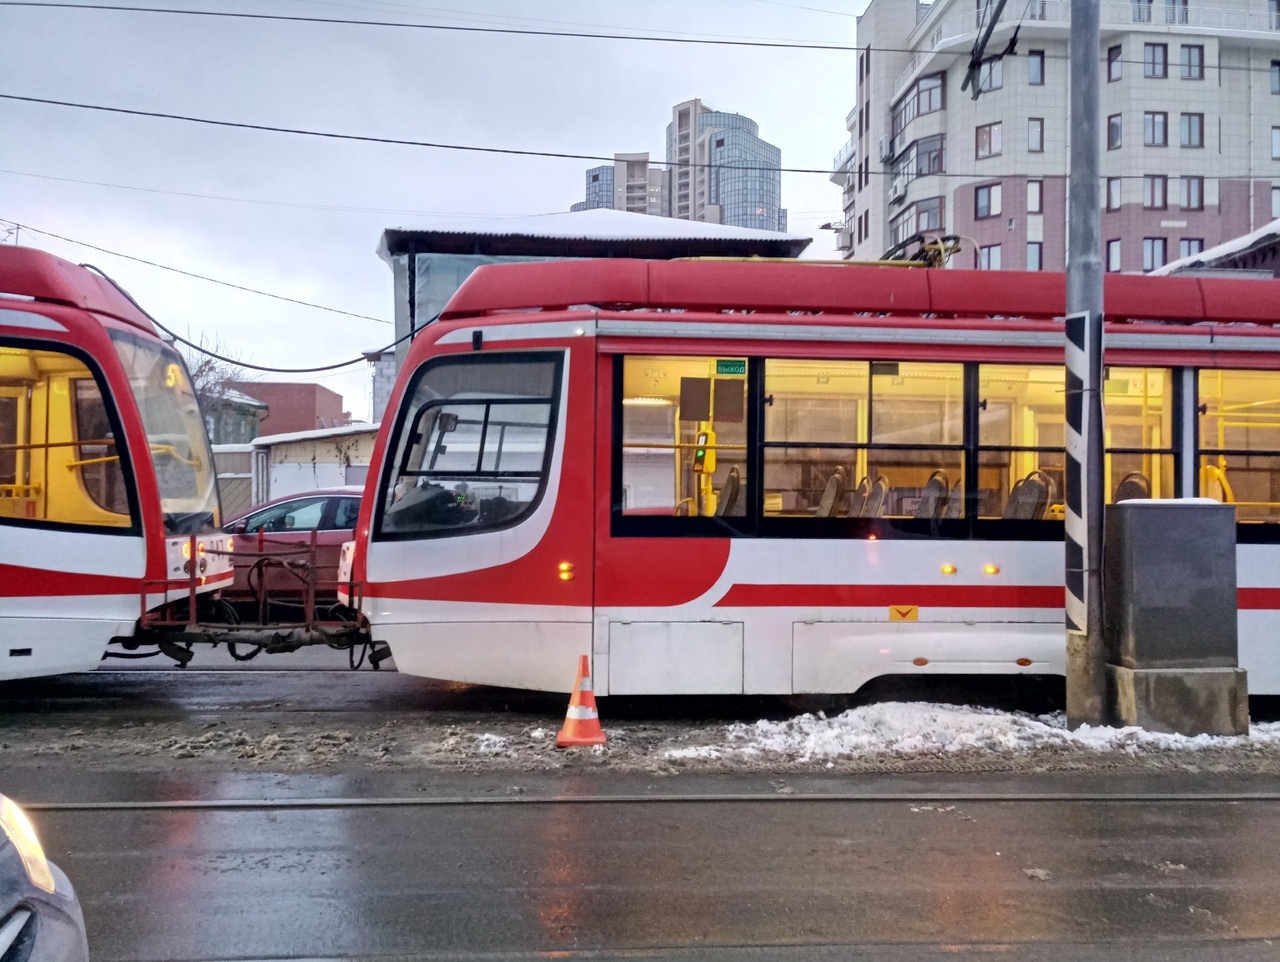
[{"x1": 833, "y1": 0, "x2": 1280, "y2": 272}]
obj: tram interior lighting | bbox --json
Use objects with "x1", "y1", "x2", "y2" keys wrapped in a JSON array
[
  {"x1": 983, "y1": 564, "x2": 1000, "y2": 575},
  {"x1": 558, "y1": 561, "x2": 575, "y2": 581},
  {"x1": 622, "y1": 396, "x2": 674, "y2": 406},
  {"x1": 941, "y1": 564, "x2": 957, "y2": 575},
  {"x1": 0, "y1": 794, "x2": 55, "y2": 893}
]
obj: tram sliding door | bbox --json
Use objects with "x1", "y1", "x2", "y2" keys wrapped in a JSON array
[{"x1": 0, "y1": 340, "x2": 143, "y2": 679}]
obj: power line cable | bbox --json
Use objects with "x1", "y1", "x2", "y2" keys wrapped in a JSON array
[
  {"x1": 5, "y1": 3, "x2": 1279, "y2": 75},
  {"x1": 2, "y1": 94, "x2": 1269, "y2": 181},
  {"x1": 77, "y1": 261, "x2": 424, "y2": 373},
  {"x1": 0, "y1": 2, "x2": 863, "y2": 51},
  {"x1": 2, "y1": 219, "x2": 390, "y2": 323},
  {"x1": 0, "y1": 167, "x2": 522, "y2": 217}
]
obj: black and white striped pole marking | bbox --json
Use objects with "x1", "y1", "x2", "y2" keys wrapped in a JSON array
[{"x1": 1064, "y1": 309, "x2": 1106, "y2": 724}]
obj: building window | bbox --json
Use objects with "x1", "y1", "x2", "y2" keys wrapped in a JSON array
[
  {"x1": 1107, "y1": 177, "x2": 1122, "y2": 210},
  {"x1": 891, "y1": 73, "x2": 946, "y2": 138},
  {"x1": 1108, "y1": 45, "x2": 1123, "y2": 81},
  {"x1": 1180, "y1": 175, "x2": 1204, "y2": 210},
  {"x1": 1180, "y1": 238, "x2": 1205, "y2": 258},
  {"x1": 1108, "y1": 114, "x2": 1123, "y2": 149},
  {"x1": 1271, "y1": 60, "x2": 1280, "y2": 94},
  {"x1": 1180, "y1": 113, "x2": 1204, "y2": 148},
  {"x1": 591, "y1": 173, "x2": 600, "y2": 182},
  {"x1": 916, "y1": 196, "x2": 943, "y2": 231},
  {"x1": 1029, "y1": 50, "x2": 1045, "y2": 85},
  {"x1": 1132, "y1": 0, "x2": 1153, "y2": 22},
  {"x1": 1273, "y1": 186, "x2": 1280, "y2": 218},
  {"x1": 977, "y1": 244, "x2": 1003, "y2": 270},
  {"x1": 1027, "y1": 242, "x2": 1043, "y2": 271},
  {"x1": 1028, "y1": 118, "x2": 1044, "y2": 152},
  {"x1": 1143, "y1": 175, "x2": 1168, "y2": 209},
  {"x1": 976, "y1": 122, "x2": 1003, "y2": 159},
  {"x1": 1028, "y1": 179, "x2": 1043, "y2": 213},
  {"x1": 1144, "y1": 43, "x2": 1168, "y2": 78},
  {"x1": 1181, "y1": 45, "x2": 1204, "y2": 79},
  {"x1": 975, "y1": 182, "x2": 1003, "y2": 219},
  {"x1": 978, "y1": 57, "x2": 1003, "y2": 91},
  {"x1": 1107, "y1": 239, "x2": 1122, "y2": 272},
  {"x1": 1143, "y1": 237, "x2": 1168, "y2": 272},
  {"x1": 1144, "y1": 111, "x2": 1168, "y2": 146},
  {"x1": 1273, "y1": 127, "x2": 1280, "y2": 159},
  {"x1": 1166, "y1": 0, "x2": 1189, "y2": 23}
]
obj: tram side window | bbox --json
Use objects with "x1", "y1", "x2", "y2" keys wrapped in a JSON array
[
  {"x1": 0, "y1": 345, "x2": 133, "y2": 528},
  {"x1": 378, "y1": 352, "x2": 561, "y2": 537},
  {"x1": 762, "y1": 359, "x2": 964, "y2": 519},
  {"x1": 977, "y1": 364, "x2": 1066, "y2": 519},
  {"x1": 1104, "y1": 367, "x2": 1174, "y2": 503},
  {"x1": 619, "y1": 355, "x2": 747, "y2": 518},
  {"x1": 1199, "y1": 369, "x2": 1280, "y2": 521}
]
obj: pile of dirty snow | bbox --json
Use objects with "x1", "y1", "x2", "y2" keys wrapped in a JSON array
[{"x1": 665, "y1": 703, "x2": 1280, "y2": 762}]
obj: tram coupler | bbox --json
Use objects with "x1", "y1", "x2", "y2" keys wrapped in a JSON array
[
  {"x1": 157, "y1": 636, "x2": 194, "y2": 667},
  {"x1": 368, "y1": 641, "x2": 394, "y2": 670}
]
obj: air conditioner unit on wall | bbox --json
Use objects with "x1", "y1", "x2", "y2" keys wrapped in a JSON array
[{"x1": 878, "y1": 136, "x2": 892, "y2": 162}]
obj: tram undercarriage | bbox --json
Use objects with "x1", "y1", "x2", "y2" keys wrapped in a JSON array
[{"x1": 110, "y1": 534, "x2": 387, "y2": 669}]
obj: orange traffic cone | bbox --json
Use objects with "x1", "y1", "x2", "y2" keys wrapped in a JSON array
[{"x1": 555, "y1": 655, "x2": 607, "y2": 748}]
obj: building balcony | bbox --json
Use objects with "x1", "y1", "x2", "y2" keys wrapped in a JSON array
[
  {"x1": 845, "y1": 103, "x2": 860, "y2": 131},
  {"x1": 832, "y1": 138, "x2": 856, "y2": 179}
]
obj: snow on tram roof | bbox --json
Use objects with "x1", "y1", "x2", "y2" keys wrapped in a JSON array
[{"x1": 0, "y1": 246, "x2": 156, "y2": 332}]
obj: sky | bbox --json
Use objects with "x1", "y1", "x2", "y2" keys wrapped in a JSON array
[{"x1": 1, "y1": 0, "x2": 865, "y2": 421}]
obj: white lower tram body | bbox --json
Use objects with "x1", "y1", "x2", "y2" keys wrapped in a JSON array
[
  {"x1": 0, "y1": 526, "x2": 233, "y2": 681},
  {"x1": 363, "y1": 538, "x2": 1280, "y2": 696}
]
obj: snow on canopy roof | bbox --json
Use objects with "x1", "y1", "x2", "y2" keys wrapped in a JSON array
[
  {"x1": 1150, "y1": 217, "x2": 1280, "y2": 276},
  {"x1": 251, "y1": 422, "x2": 379, "y2": 448},
  {"x1": 379, "y1": 208, "x2": 811, "y2": 260}
]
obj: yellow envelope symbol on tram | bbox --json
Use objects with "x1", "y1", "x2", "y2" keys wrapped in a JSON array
[{"x1": 889, "y1": 605, "x2": 919, "y2": 622}]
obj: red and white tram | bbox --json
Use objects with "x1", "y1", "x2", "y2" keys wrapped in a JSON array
[
  {"x1": 347, "y1": 259, "x2": 1280, "y2": 696},
  {"x1": 0, "y1": 247, "x2": 230, "y2": 680}
]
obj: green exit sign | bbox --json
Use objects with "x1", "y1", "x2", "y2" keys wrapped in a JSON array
[{"x1": 715, "y1": 359, "x2": 746, "y2": 376}]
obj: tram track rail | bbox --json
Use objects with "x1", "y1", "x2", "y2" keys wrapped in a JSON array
[{"x1": 23, "y1": 790, "x2": 1280, "y2": 812}]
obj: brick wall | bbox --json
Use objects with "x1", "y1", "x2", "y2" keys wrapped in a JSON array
[{"x1": 230, "y1": 382, "x2": 348, "y2": 435}]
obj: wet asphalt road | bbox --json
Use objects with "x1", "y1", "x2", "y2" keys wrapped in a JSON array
[
  {"x1": 7, "y1": 669, "x2": 1280, "y2": 961},
  {"x1": 26, "y1": 791, "x2": 1280, "y2": 962}
]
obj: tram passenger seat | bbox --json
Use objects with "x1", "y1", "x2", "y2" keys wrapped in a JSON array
[
  {"x1": 715, "y1": 466, "x2": 742, "y2": 517},
  {"x1": 848, "y1": 477, "x2": 871, "y2": 518},
  {"x1": 864, "y1": 476, "x2": 890, "y2": 518},
  {"x1": 1002, "y1": 470, "x2": 1054, "y2": 520},
  {"x1": 815, "y1": 466, "x2": 847, "y2": 518},
  {"x1": 942, "y1": 481, "x2": 962, "y2": 519},
  {"x1": 1114, "y1": 471, "x2": 1151, "y2": 503},
  {"x1": 913, "y1": 469, "x2": 950, "y2": 519}
]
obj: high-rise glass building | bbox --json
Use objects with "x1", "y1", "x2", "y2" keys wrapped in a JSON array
[
  {"x1": 666, "y1": 99, "x2": 787, "y2": 232},
  {"x1": 571, "y1": 100, "x2": 788, "y2": 232}
]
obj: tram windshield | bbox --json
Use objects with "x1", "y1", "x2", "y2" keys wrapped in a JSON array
[{"x1": 109, "y1": 331, "x2": 220, "y2": 534}]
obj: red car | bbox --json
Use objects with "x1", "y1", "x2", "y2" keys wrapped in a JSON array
[{"x1": 221, "y1": 487, "x2": 363, "y2": 609}]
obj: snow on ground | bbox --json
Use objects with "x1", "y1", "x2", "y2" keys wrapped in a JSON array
[
  {"x1": 666, "y1": 703, "x2": 1280, "y2": 762},
  {"x1": 8, "y1": 702, "x2": 1280, "y2": 776}
]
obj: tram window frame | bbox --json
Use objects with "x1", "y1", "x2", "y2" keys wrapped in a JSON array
[
  {"x1": 1196, "y1": 368, "x2": 1280, "y2": 539},
  {"x1": 0, "y1": 336, "x2": 141, "y2": 536},
  {"x1": 373, "y1": 351, "x2": 564, "y2": 542},
  {"x1": 610, "y1": 354, "x2": 756, "y2": 538}
]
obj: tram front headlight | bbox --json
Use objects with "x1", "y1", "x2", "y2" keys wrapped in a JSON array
[{"x1": 0, "y1": 794, "x2": 55, "y2": 893}]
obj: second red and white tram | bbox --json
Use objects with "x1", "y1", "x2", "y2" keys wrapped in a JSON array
[
  {"x1": 0, "y1": 247, "x2": 230, "y2": 680},
  {"x1": 347, "y1": 259, "x2": 1280, "y2": 696}
]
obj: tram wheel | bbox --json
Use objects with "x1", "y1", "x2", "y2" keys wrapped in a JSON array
[{"x1": 781, "y1": 693, "x2": 854, "y2": 716}]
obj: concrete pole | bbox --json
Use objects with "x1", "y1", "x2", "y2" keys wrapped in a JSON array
[{"x1": 1065, "y1": 0, "x2": 1107, "y2": 728}]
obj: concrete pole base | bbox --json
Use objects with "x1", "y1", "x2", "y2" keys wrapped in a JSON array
[
  {"x1": 1066, "y1": 630, "x2": 1107, "y2": 729},
  {"x1": 1106, "y1": 665, "x2": 1249, "y2": 736}
]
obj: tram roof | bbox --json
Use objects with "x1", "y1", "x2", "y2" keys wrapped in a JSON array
[
  {"x1": 439, "y1": 258, "x2": 1280, "y2": 327},
  {"x1": 0, "y1": 246, "x2": 157, "y2": 332}
]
